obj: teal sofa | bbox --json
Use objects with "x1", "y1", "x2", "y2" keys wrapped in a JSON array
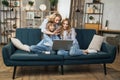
[{"x1": 2, "y1": 28, "x2": 116, "y2": 79}]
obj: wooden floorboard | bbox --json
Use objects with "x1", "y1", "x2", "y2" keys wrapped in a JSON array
[{"x1": 0, "y1": 45, "x2": 120, "y2": 80}]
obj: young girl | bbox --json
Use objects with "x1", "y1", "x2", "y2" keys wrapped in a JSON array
[
  {"x1": 23, "y1": 21, "x2": 60, "y2": 53},
  {"x1": 57, "y1": 18, "x2": 86, "y2": 56}
]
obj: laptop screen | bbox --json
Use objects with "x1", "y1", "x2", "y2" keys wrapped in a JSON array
[{"x1": 52, "y1": 40, "x2": 73, "y2": 50}]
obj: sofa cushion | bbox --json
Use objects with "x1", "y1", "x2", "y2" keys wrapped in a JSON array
[
  {"x1": 10, "y1": 50, "x2": 63, "y2": 61},
  {"x1": 75, "y1": 29, "x2": 96, "y2": 49},
  {"x1": 88, "y1": 35, "x2": 104, "y2": 51},
  {"x1": 16, "y1": 28, "x2": 42, "y2": 46},
  {"x1": 64, "y1": 52, "x2": 111, "y2": 60}
]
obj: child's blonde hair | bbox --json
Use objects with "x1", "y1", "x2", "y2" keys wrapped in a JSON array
[{"x1": 46, "y1": 21, "x2": 55, "y2": 32}]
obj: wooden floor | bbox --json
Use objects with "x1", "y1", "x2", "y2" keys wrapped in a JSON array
[{"x1": 0, "y1": 45, "x2": 120, "y2": 80}]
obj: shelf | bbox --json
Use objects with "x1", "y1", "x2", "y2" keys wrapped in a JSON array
[
  {"x1": 25, "y1": 10, "x2": 57, "y2": 13},
  {"x1": 85, "y1": 23, "x2": 101, "y2": 25},
  {"x1": 85, "y1": 13, "x2": 103, "y2": 15},
  {"x1": 85, "y1": 23, "x2": 101, "y2": 34},
  {"x1": 86, "y1": 2, "x2": 104, "y2": 4},
  {"x1": 24, "y1": 10, "x2": 57, "y2": 28},
  {"x1": 9, "y1": 5, "x2": 21, "y2": 7},
  {"x1": 5, "y1": 18, "x2": 19, "y2": 20},
  {"x1": 0, "y1": 9, "x2": 13, "y2": 12},
  {"x1": 84, "y1": 2, "x2": 104, "y2": 33},
  {"x1": 0, "y1": 22, "x2": 7, "y2": 24},
  {"x1": 0, "y1": 0, "x2": 21, "y2": 44}
]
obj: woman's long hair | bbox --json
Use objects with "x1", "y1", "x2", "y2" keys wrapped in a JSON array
[
  {"x1": 47, "y1": 12, "x2": 62, "y2": 22},
  {"x1": 60, "y1": 18, "x2": 71, "y2": 39}
]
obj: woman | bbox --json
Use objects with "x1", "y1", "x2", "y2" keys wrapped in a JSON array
[
  {"x1": 40, "y1": 12, "x2": 62, "y2": 36},
  {"x1": 57, "y1": 18, "x2": 86, "y2": 56}
]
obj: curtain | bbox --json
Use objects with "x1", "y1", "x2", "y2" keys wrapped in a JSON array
[{"x1": 69, "y1": 0, "x2": 85, "y2": 28}]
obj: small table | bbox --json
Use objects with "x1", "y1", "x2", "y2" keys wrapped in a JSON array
[
  {"x1": 98, "y1": 29, "x2": 120, "y2": 53},
  {"x1": 98, "y1": 29, "x2": 120, "y2": 35}
]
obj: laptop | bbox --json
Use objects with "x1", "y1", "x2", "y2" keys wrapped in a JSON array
[{"x1": 52, "y1": 40, "x2": 73, "y2": 50}]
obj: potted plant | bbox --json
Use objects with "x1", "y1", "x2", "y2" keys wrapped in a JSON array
[
  {"x1": 2, "y1": 0, "x2": 9, "y2": 7},
  {"x1": 28, "y1": 1, "x2": 34, "y2": 6},
  {"x1": 49, "y1": 0, "x2": 58, "y2": 10},
  {"x1": 89, "y1": 16, "x2": 95, "y2": 23},
  {"x1": 28, "y1": 0, "x2": 34, "y2": 10}
]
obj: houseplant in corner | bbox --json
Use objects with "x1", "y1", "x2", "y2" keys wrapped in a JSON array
[{"x1": 49, "y1": 0, "x2": 58, "y2": 11}]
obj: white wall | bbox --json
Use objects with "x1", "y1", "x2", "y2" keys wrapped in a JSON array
[
  {"x1": 102, "y1": 0, "x2": 120, "y2": 30},
  {"x1": 85, "y1": 0, "x2": 120, "y2": 30},
  {"x1": 57, "y1": 0, "x2": 71, "y2": 19}
]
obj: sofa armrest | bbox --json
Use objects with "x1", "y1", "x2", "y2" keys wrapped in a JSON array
[
  {"x1": 101, "y1": 42, "x2": 117, "y2": 62},
  {"x1": 2, "y1": 42, "x2": 16, "y2": 66}
]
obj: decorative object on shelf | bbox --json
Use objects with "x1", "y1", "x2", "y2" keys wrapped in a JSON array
[
  {"x1": 89, "y1": 16, "x2": 95, "y2": 23},
  {"x1": 104, "y1": 20, "x2": 109, "y2": 30},
  {"x1": 13, "y1": 23, "x2": 17, "y2": 29},
  {"x1": 14, "y1": 1, "x2": 19, "y2": 7},
  {"x1": 28, "y1": 0, "x2": 34, "y2": 10},
  {"x1": 93, "y1": 0, "x2": 101, "y2": 3},
  {"x1": 87, "y1": 5, "x2": 93, "y2": 13},
  {"x1": 75, "y1": 8, "x2": 80, "y2": 12},
  {"x1": 49, "y1": 0, "x2": 58, "y2": 11},
  {"x1": 2, "y1": 0, "x2": 9, "y2": 7},
  {"x1": 93, "y1": 5, "x2": 99, "y2": 13},
  {"x1": 39, "y1": 4, "x2": 47, "y2": 11}
]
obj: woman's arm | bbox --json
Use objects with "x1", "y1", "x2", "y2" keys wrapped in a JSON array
[
  {"x1": 39, "y1": 18, "x2": 59, "y2": 35},
  {"x1": 39, "y1": 18, "x2": 48, "y2": 32}
]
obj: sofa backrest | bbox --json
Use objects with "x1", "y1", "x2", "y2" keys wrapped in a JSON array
[
  {"x1": 75, "y1": 29, "x2": 96, "y2": 49},
  {"x1": 16, "y1": 28, "x2": 42, "y2": 46}
]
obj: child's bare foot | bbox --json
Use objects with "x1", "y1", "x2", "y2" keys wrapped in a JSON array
[{"x1": 82, "y1": 50, "x2": 88, "y2": 54}]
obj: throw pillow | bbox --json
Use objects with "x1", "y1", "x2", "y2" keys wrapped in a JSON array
[
  {"x1": 11, "y1": 38, "x2": 30, "y2": 52},
  {"x1": 88, "y1": 35, "x2": 104, "y2": 51}
]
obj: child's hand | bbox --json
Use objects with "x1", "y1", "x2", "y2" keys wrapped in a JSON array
[{"x1": 53, "y1": 30, "x2": 60, "y2": 35}]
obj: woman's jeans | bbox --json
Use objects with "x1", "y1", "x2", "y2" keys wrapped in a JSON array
[{"x1": 57, "y1": 44, "x2": 84, "y2": 56}]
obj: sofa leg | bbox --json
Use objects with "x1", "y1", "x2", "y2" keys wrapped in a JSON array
[
  {"x1": 61, "y1": 65, "x2": 64, "y2": 75},
  {"x1": 103, "y1": 64, "x2": 107, "y2": 75},
  {"x1": 13, "y1": 66, "x2": 17, "y2": 79}
]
